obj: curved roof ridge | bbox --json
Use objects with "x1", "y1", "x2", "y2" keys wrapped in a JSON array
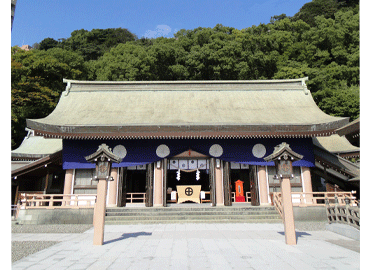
[{"x1": 63, "y1": 77, "x2": 309, "y2": 85}]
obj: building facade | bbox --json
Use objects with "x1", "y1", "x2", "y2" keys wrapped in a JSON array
[{"x1": 25, "y1": 78, "x2": 350, "y2": 207}]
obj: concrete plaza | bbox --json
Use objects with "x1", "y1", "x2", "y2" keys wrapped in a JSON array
[{"x1": 12, "y1": 223, "x2": 360, "y2": 270}]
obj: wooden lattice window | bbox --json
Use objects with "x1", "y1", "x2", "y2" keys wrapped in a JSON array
[{"x1": 74, "y1": 169, "x2": 97, "y2": 194}]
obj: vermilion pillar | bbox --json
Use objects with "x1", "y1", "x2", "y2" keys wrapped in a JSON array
[
  {"x1": 63, "y1": 169, "x2": 74, "y2": 206},
  {"x1": 302, "y1": 167, "x2": 313, "y2": 204},
  {"x1": 153, "y1": 164, "x2": 163, "y2": 207},
  {"x1": 258, "y1": 166, "x2": 269, "y2": 205},
  {"x1": 63, "y1": 169, "x2": 74, "y2": 195},
  {"x1": 108, "y1": 168, "x2": 118, "y2": 206},
  {"x1": 215, "y1": 162, "x2": 224, "y2": 206}
]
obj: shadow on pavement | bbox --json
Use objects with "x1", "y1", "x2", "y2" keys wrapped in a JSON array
[
  {"x1": 277, "y1": 231, "x2": 312, "y2": 243},
  {"x1": 104, "y1": 232, "x2": 152, "y2": 245}
]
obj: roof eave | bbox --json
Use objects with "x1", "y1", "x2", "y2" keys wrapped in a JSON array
[
  {"x1": 11, "y1": 151, "x2": 62, "y2": 177},
  {"x1": 27, "y1": 116, "x2": 349, "y2": 139}
]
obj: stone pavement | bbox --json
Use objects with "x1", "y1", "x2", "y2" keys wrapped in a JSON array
[{"x1": 12, "y1": 223, "x2": 360, "y2": 270}]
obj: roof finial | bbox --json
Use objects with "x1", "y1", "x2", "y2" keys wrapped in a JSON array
[
  {"x1": 302, "y1": 77, "x2": 309, "y2": 95},
  {"x1": 63, "y1": 79, "x2": 72, "y2": 96}
]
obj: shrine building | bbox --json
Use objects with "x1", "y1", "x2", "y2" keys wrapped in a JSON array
[{"x1": 23, "y1": 78, "x2": 351, "y2": 207}]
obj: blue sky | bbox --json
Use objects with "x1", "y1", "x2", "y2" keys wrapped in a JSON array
[{"x1": 11, "y1": 0, "x2": 312, "y2": 47}]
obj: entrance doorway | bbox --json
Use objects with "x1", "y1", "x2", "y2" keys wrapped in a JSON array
[
  {"x1": 117, "y1": 165, "x2": 147, "y2": 206},
  {"x1": 229, "y1": 164, "x2": 259, "y2": 205},
  {"x1": 166, "y1": 159, "x2": 210, "y2": 204}
]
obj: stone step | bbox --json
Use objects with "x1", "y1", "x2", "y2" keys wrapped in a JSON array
[
  {"x1": 105, "y1": 210, "x2": 278, "y2": 217},
  {"x1": 105, "y1": 214, "x2": 280, "y2": 221},
  {"x1": 104, "y1": 206, "x2": 281, "y2": 225},
  {"x1": 105, "y1": 219, "x2": 282, "y2": 225},
  {"x1": 106, "y1": 206, "x2": 276, "y2": 213}
]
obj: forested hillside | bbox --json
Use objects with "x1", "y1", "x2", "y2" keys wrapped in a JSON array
[{"x1": 11, "y1": 0, "x2": 359, "y2": 149}]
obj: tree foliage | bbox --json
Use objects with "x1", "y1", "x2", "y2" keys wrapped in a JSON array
[
  {"x1": 38, "y1": 28, "x2": 137, "y2": 61},
  {"x1": 11, "y1": 1, "x2": 359, "y2": 149},
  {"x1": 11, "y1": 47, "x2": 87, "y2": 147},
  {"x1": 38, "y1": 37, "x2": 59, "y2": 51}
]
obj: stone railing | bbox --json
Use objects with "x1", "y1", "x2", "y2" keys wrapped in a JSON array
[
  {"x1": 326, "y1": 196, "x2": 360, "y2": 230},
  {"x1": 17, "y1": 193, "x2": 97, "y2": 209}
]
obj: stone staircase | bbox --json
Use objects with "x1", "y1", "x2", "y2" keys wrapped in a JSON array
[{"x1": 105, "y1": 205, "x2": 282, "y2": 224}]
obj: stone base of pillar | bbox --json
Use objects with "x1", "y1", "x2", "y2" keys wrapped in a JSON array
[{"x1": 259, "y1": 203, "x2": 271, "y2": 206}]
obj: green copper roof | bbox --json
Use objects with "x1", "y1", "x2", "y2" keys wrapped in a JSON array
[
  {"x1": 11, "y1": 135, "x2": 62, "y2": 159},
  {"x1": 313, "y1": 134, "x2": 359, "y2": 154},
  {"x1": 27, "y1": 78, "x2": 349, "y2": 139}
]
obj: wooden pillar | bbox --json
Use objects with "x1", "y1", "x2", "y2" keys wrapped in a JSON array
[
  {"x1": 223, "y1": 162, "x2": 232, "y2": 206},
  {"x1": 281, "y1": 177, "x2": 297, "y2": 245},
  {"x1": 63, "y1": 169, "x2": 74, "y2": 194},
  {"x1": 162, "y1": 159, "x2": 168, "y2": 207},
  {"x1": 250, "y1": 166, "x2": 260, "y2": 206},
  {"x1": 43, "y1": 168, "x2": 50, "y2": 194},
  {"x1": 302, "y1": 167, "x2": 313, "y2": 204},
  {"x1": 258, "y1": 166, "x2": 269, "y2": 205},
  {"x1": 63, "y1": 169, "x2": 74, "y2": 206},
  {"x1": 153, "y1": 162, "x2": 163, "y2": 207},
  {"x1": 215, "y1": 160, "x2": 224, "y2": 206},
  {"x1": 93, "y1": 179, "x2": 108, "y2": 245},
  {"x1": 209, "y1": 158, "x2": 216, "y2": 206},
  {"x1": 14, "y1": 185, "x2": 19, "y2": 205},
  {"x1": 107, "y1": 168, "x2": 118, "y2": 206},
  {"x1": 145, "y1": 164, "x2": 153, "y2": 207}
]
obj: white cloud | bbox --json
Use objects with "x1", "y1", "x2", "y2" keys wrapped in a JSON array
[{"x1": 144, "y1": 25, "x2": 172, "y2": 38}]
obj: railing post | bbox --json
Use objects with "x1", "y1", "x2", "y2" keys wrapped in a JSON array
[
  {"x1": 344, "y1": 196, "x2": 350, "y2": 226},
  {"x1": 325, "y1": 197, "x2": 331, "y2": 223},
  {"x1": 334, "y1": 195, "x2": 339, "y2": 222},
  {"x1": 74, "y1": 195, "x2": 78, "y2": 207},
  {"x1": 49, "y1": 195, "x2": 54, "y2": 208},
  {"x1": 299, "y1": 193, "x2": 305, "y2": 207},
  {"x1": 34, "y1": 195, "x2": 39, "y2": 207}
]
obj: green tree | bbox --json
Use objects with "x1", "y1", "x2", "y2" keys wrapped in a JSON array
[
  {"x1": 11, "y1": 47, "x2": 87, "y2": 148},
  {"x1": 11, "y1": 59, "x2": 59, "y2": 148},
  {"x1": 38, "y1": 37, "x2": 59, "y2": 50},
  {"x1": 59, "y1": 28, "x2": 137, "y2": 61},
  {"x1": 293, "y1": 0, "x2": 340, "y2": 26},
  {"x1": 313, "y1": 83, "x2": 359, "y2": 120},
  {"x1": 12, "y1": 0, "x2": 359, "y2": 147}
]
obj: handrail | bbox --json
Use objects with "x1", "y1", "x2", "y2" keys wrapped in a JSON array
[
  {"x1": 326, "y1": 196, "x2": 360, "y2": 230},
  {"x1": 290, "y1": 191, "x2": 357, "y2": 207},
  {"x1": 18, "y1": 193, "x2": 97, "y2": 209},
  {"x1": 126, "y1": 192, "x2": 146, "y2": 204},
  {"x1": 272, "y1": 191, "x2": 357, "y2": 218},
  {"x1": 272, "y1": 192, "x2": 283, "y2": 218}
]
